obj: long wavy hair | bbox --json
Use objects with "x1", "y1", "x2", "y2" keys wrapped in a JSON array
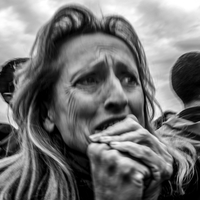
[{"x1": 0, "y1": 4, "x2": 191, "y2": 200}]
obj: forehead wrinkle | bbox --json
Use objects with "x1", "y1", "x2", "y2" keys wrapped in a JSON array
[
  {"x1": 104, "y1": 54, "x2": 115, "y2": 68},
  {"x1": 96, "y1": 44, "x2": 117, "y2": 54},
  {"x1": 95, "y1": 45, "x2": 117, "y2": 67}
]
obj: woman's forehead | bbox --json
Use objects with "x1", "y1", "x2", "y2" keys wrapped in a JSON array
[
  {"x1": 59, "y1": 33, "x2": 135, "y2": 61},
  {"x1": 57, "y1": 33, "x2": 139, "y2": 80}
]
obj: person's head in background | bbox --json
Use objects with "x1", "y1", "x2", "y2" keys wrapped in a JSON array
[
  {"x1": 171, "y1": 51, "x2": 200, "y2": 109},
  {"x1": 0, "y1": 58, "x2": 29, "y2": 128},
  {"x1": 0, "y1": 58, "x2": 29, "y2": 104}
]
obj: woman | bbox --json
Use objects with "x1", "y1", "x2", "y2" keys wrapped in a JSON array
[{"x1": 0, "y1": 4, "x2": 192, "y2": 200}]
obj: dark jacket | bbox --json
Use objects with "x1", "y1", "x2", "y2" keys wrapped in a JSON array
[
  {"x1": 157, "y1": 106, "x2": 200, "y2": 200},
  {"x1": 0, "y1": 123, "x2": 18, "y2": 158},
  {"x1": 67, "y1": 149, "x2": 94, "y2": 200}
]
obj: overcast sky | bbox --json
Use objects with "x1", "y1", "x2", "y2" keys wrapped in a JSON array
[{"x1": 0, "y1": 0, "x2": 200, "y2": 123}]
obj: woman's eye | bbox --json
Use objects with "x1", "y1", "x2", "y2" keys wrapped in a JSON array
[
  {"x1": 75, "y1": 75, "x2": 100, "y2": 89},
  {"x1": 79, "y1": 77, "x2": 99, "y2": 85},
  {"x1": 120, "y1": 76, "x2": 137, "y2": 86}
]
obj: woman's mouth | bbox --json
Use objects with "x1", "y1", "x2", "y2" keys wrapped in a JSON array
[{"x1": 95, "y1": 119, "x2": 122, "y2": 132}]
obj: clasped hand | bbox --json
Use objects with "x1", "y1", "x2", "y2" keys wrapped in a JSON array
[{"x1": 87, "y1": 115, "x2": 173, "y2": 200}]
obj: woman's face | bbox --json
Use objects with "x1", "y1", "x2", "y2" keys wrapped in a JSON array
[{"x1": 51, "y1": 33, "x2": 145, "y2": 153}]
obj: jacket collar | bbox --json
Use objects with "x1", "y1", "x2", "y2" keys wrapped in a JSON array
[{"x1": 164, "y1": 115, "x2": 200, "y2": 136}]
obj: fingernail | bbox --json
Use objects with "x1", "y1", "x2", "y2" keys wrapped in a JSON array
[
  {"x1": 110, "y1": 141, "x2": 120, "y2": 146},
  {"x1": 100, "y1": 136, "x2": 111, "y2": 142},
  {"x1": 89, "y1": 135, "x2": 100, "y2": 141}
]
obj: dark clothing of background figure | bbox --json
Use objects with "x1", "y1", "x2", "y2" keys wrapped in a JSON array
[
  {"x1": 153, "y1": 111, "x2": 176, "y2": 130},
  {"x1": 157, "y1": 106, "x2": 200, "y2": 200},
  {"x1": 0, "y1": 123, "x2": 18, "y2": 158}
]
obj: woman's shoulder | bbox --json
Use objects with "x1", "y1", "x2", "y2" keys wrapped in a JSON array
[{"x1": 159, "y1": 159, "x2": 200, "y2": 200}]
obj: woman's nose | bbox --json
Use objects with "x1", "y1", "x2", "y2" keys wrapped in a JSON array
[{"x1": 104, "y1": 79, "x2": 128, "y2": 113}]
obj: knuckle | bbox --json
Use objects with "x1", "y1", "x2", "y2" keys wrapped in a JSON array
[
  {"x1": 133, "y1": 171, "x2": 144, "y2": 181},
  {"x1": 118, "y1": 158, "x2": 135, "y2": 180},
  {"x1": 165, "y1": 151, "x2": 173, "y2": 164},
  {"x1": 118, "y1": 157, "x2": 135, "y2": 171},
  {"x1": 159, "y1": 144, "x2": 174, "y2": 163},
  {"x1": 167, "y1": 163, "x2": 173, "y2": 177},
  {"x1": 140, "y1": 129, "x2": 149, "y2": 139},
  {"x1": 164, "y1": 162, "x2": 173, "y2": 179},
  {"x1": 142, "y1": 145, "x2": 152, "y2": 156},
  {"x1": 87, "y1": 143, "x2": 97, "y2": 157},
  {"x1": 88, "y1": 143, "x2": 97, "y2": 150},
  {"x1": 113, "y1": 135, "x2": 121, "y2": 141},
  {"x1": 87, "y1": 143, "x2": 109, "y2": 159},
  {"x1": 153, "y1": 169, "x2": 162, "y2": 181},
  {"x1": 131, "y1": 172, "x2": 144, "y2": 187},
  {"x1": 107, "y1": 149, "x2": 119, "y2": 159},
  {"x1": 102, "y1": 149, "x2": 119, "y2": 163},
  {"x1": 155, "y1": 156, "x2": 173, "y2": 180}
]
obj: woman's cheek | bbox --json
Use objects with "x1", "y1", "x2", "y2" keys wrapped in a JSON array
[
  {"x1": 65, "y1": 92, "x2": 97, "y2": 152},
  {"x1": 128, "y1": 91, "x2": 145, "y2": 127},
  {"x1": 73, "y1": 90, "x2": 100, "y2": 119}
]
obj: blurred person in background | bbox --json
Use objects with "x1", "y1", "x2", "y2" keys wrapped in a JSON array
[
  {"x1": 0, "y1": 58, "x2": 29, "y2": 158},
  {"x1": 157, "y1": 51, "x2": 200, "y2": 199},
  {"x1": 153, "y1": 110, "x2": 176, "y2": 130}
]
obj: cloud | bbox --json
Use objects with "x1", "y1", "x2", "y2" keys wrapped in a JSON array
[
  {"x1": 174, "y1": 36, "x2": 200, "y2": 51},
  {"x1": 129, "y1": 0, "x2": 200, "y2": 114},
  {"x1": 135, "y1": 0, "x2": 200, "y2": 38},
  {"x1": 132, "y1": 0, "x2": 200, "y2": 61},
  {"x1": 0, "y1": 0, "x2": 55, "y2": 33},
  {"x1": 0, "y1": 0, "x2": 199, "y2": 121}
]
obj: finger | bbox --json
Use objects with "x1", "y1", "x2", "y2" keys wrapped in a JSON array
[
  {"x1": 110, "y1": 141, "x2": 173, "y2": 180},
  {"x1": 96, "y1": 128, "x2": 172, "y2": 164},
  {"x1": 96, "y1": 129, "x2": 152, "y2": 144},
  {"x1": 87, "y1": 143, "x2": 110, "y2": 160},
  {"x1": 101, "y1": 149, "x2": 120, "y2": 170},
  {"x1": 117, "y1": 156, "x2": 151, "y2": 180},
  {"x1": 88, "y1": 143, "x2": 114, "y2": 183},
  {"x1": 90, "y1": 116, "x2": 141, "y2": 141},
  {"x1": 131, "y1": 171, "x2": 145, "y2": 188},
  {"x1": 116, "y1": 156, "x2": 151, "y2": 193}
]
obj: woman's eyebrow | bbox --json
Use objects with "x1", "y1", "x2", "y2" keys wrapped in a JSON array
[
  {"x1": 70, "y1": 61, "x2": 106, "y2": 82},
  {"x1": 89, "y1": 60, "x2": 106, "y2": 70},
  {"x1": 115, "y1": 61, "x2": 138, "y2": 75},
  {"x1": 70, "y1": 59, "x2": 138, "y2": 82}
]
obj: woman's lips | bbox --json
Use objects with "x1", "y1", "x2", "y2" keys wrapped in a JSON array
[{"x1": 94, "y1": 117, "x2": 126, "y2": 133}]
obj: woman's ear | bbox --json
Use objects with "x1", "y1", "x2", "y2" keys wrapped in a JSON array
[{"x1": 43, "y1": 109, "x2": 55, "y2": 133}]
